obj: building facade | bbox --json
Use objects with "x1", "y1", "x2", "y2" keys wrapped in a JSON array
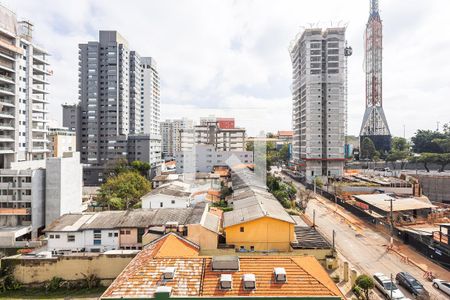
[
  {"x1": 47, "y1": 127, "x2": 76, "y2": 157},
  {"x1": 0, "y1": 5, "x2": 51, "y2": 168},
  {"x1": 175, "y1": 144, "x2": 253, "y2": 173},
  {"x1": 160, "y1": 118, "x2": 194, "y2": 159},
  {"x1": 78, "y1": 31, "x2": 161, "y2": 184},
  {"x1": 290, "y1": 27, "x2": 350, "y2": 181},
  {"x1": 62, "y1": 102, "x2": 81, "y2": 150},
  {"x1": 0, "y1": 152, "x2": 82, "y2": 245},
  {"x1": 180, "y1": 121, "x2": 246, "y2": 152}
]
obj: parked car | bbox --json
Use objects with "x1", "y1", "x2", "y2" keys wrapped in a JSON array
[
  {"x1": 432, "y1": 279, "x2": 450, "y2": 297},
  {"x1": 396, "y1": 272, "x2": 429, "y2": 299},
  {"x1": 373, "y1": 273, "x2": 406, "y2": 300}
]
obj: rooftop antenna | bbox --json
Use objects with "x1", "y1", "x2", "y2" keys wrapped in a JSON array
[{"x1": 370, "y1": 0, "x2": 379, "y2": 15}]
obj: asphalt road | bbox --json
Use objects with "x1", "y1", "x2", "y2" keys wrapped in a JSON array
[{"x1": 275, "y1": 170, "x2": 448, "y2": 300}]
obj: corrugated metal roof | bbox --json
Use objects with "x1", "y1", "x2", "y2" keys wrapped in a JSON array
[{"x1": 353, "y1": 194, "x2": 436, "y2": 212}]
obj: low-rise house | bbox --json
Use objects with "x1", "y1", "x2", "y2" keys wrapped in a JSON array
[
  {"x1": 45, "y1": 203, "x2": 221, "y2": 252},
  {"x1": 141, "y1": 181, "x2": 191, "y2": 209},
  {"x1": 223, "y1": 167, "x2": 296, "y2": 252},
  {"x1": 101, "y1": 232, "x2": 344, "y2": 300}
]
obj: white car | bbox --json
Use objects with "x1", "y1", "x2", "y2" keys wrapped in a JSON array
[
  {"x1": 432, "y1": 279, "x2": 450, "y2": 296},
  {"x1": 373, "y1": 273, "x2": 406, "y2": 300}
]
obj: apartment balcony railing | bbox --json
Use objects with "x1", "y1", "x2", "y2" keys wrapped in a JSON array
[
  {"x1": 0, "y1": 111, "x2": 14, "y2": 119},
  {"x1": 32, "y1": 65, "x2": 51, "y2": 75},
  {"x1": 0, "y1": 86, "x2": 15, "y2": 95},
  {"x1": 31, "y1": 95, "x2": 49, "y2": 103},
  {"x1": 0, "y1": 60, "x2": 15, "y2": 72},
  {"x1": 0, "y1": 74, "x2": 14, "y2": 84}
]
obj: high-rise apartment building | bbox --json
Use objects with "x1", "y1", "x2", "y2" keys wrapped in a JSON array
[
  {"x1": 160, "y1": 118, "x2": 194, "y2": 159},
  {"x1": 290, "y1": 27, "x2": 351, "y2": 181},
  {"x1": 62, "y1": 102, "x2": 81, "y2": 151},
  {"x1": 78, "y1": 31, "x2": 161, "y2": 184},
  {"x1": 0, "y1": 5, "x2": 51, "y2": 168},
  {"x1": 140, "y1": 57, "x2": 161, "y2": 168}
]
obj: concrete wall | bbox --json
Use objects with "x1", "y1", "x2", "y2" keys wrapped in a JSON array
[
  {"x1": 2, "y1": 253, "x2": 135, "y2": 285},
  {"x1": 187, "y1": 224, "x2": 218, "y2": 250},
  {"x1": 31, "y1": 169, "x2": 45, "y2": 238},
  {"x1": 45, "y1": 153, "x2": 83, "y2": 226}
]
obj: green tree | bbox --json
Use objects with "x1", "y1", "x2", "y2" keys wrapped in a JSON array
[
  {"x1": 278, "y1": 143, "x2": 290, "y2": 163},
  {"x1": 130, "y1": 160, "x2": 151, "y2": 177},
  {"x1": 432, "y1": 138, "x2": 450, "y2": 153},
  {"x1": 97, "y1": 171, "x2": 151, "y2": 209},
  {"x1": 436, "y1": 153, "x2": 450, "y2": 172},
  {"x1": 411, "y1": 153, "x2": 439, "y2": 172},
  {"x1": 391, "y1": 137, "x2": 409, "y2": 152},
  {"x1": 386, "y1": 151, "x2": 411, "y2": 169},
  {"x1": 360, "y1": 137, "x2": 376, "y2": 160},
  {"x1": 355, "y1": 274, "x2": 374, "y2": 300},
  {"x1": 411, "y1": 130, "x2": 447, "y2": 153},
  {"x1": 245, "y1": 141, "x2": 254, "y2": 152}
]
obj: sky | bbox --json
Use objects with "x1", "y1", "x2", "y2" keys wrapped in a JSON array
[{"x1": 3, "y1": 0, "x2": 450, "y2": 137}]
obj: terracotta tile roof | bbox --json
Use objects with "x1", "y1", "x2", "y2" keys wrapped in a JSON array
[
  {"x1": 201, "y1": 256, "x2": 342, "y2": 297},
  {"x1": 102, "y1": 234, "x2": 343, "y2": 299}
]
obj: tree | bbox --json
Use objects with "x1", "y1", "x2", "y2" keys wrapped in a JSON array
[
  {"x1": 411, "y1": 153, "x2": 439, "y2": 172},
  {"x1": 97, "y1": 171, "x2": 151, "y2": 209},
  {"x1": 130, "y1": 160, "x2": 151, "y2": 177},
  {"x1": 355, "y1": 274, "x2": 374, "y2": 300},
  {"x1": 411, "y1": 130, "x2": 447, "y2": 153},
  {"x1": 314, "y1": 177, "x2": 324, "y2": 188},
  {"x1": 245, "y1": 141, "x2": 254, "y2": 152},
  {"x1": 360, "y1": 137, "x2": 376, "y2": 160},
  {"x1": 279, "y1": 143, "x2": 290, "y2": 163},
  {"x1": 432, "y1": 138, "x2": 450, "y2": 153},
  {"x1": 386, "y1": 151, "x2": 411, "y2": 169},
  {"x1": 436, "y1": 153, "x2": 450, "y2": 172},
  {"x1": 391, "y1": 137, "x2": 409, "y2": 152}
]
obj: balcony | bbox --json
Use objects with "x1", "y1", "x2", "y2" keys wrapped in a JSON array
[
  {"x1": 0, "y1": 134, "x2": 14, "y2": 142},
  {"x1": 32, "y1": 75, "x2": 49, "y2": 85},
  {"x1": 30, "y1": 146, "x2": 49, "y2": 153},
  {"x1": 32, "y1": 85, "x2": 49, "y2": 94},
  {"x1": 0, "y1": 111, "x2": 14, "y2": 119},
  {"x1": 0, "y1": 98, "x2": 14, "y2": 107},
  {"x1": 32, "y1": 65, "x2": 51, "y2": 76},
  {"x1": 0, "y1": 38, "x2": 23, "y2": 55},
  {"x1": 32, "y1": 105, "x2": 48, "y2": 113},
  {"x1": 33, "y1": 54, "x2": 49, "y2": 65},
  {"x1": 0, "y1": 147, "x2": 14, "y2": 153},
  {"x1": 32, "y1": 126, "x2": 47, "y2": 132},
  {"x1": 31, "y1": 116, "x2": 48, "y2": 123},
  {"x1": 0, "y1": 86, "x2": 14, "y2": 96},
  {"x1": 0, "y1": 208, "x2": 31, "y2": 216},
  {"x1": 31, "y1": 95, "x2": 49, "y2": 103},
  {"x1": 0, "y1": 60, "x2": 15, "y2": 73},
  {"x1": 0, "y1": 74, "x2": 14, "y2": 84}
]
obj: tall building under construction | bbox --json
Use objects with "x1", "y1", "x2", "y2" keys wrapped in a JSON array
[
  {"x1": 290, "y1": 27, "x2": 351, "y2": 181},
  {"x1": 359, "y1": 0, "x2": 391, "y2": 153}
]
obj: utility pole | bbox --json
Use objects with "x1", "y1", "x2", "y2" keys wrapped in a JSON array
[
  {"x1": 384, "y1": 197, "x2": 396, "y2": 248},
  {"x1": 390, "y1": 273, "x2": 394, "y2": 300},
  {"x1": 313, "y1": 209, "x2": 316, "y2": 228}
]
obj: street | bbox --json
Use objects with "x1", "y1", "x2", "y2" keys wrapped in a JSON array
[{"x1": 277, "y1": 170, "x2": 449, "y2": 300}]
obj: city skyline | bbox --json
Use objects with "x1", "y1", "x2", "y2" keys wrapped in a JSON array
[{"x1": 3, "y1": 0, "x2": 450, "y2": 137}]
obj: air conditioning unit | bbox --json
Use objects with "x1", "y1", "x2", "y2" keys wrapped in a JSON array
[
  {"x1": 162, "y1": 267, "x2": 175, "y2": 280},
  {"x1": 242, "y1": 273, "x2": 256, "y2": 290},
  {"x1": 273, "y1": 267, "x2": 287, "y2": 283},
  {"x1": 220, "y1": 274, "x2": 232, "y2": 290},
  {"x1": 212, "y1": 256, "x2": 239, "y2": 271}
]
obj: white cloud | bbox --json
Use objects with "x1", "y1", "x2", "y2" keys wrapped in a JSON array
[{"x1": 4, "y1": 0, "x2": 450, "y2": 137}]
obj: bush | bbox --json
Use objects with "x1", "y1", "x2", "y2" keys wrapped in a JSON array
[{"x1": 45, "y1": 277, "x2": 63, "y2": 291}]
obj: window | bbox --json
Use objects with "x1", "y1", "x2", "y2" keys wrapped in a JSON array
[
  {"x1": 67, "y1": 235, "x2": 75, "y2": 242},
  {"x1": 120, "y1": 230, "x2": 125, "y2": 234},
  {"x1": 160, "y1": 202, "x2": 163, "y2": 207},
  {"x1": 93, "y1": 239, "x2": 101, "y2": 245},
  {"x1": 55, "y1": 234, "x2": 60, "y2": 239},
  {"x1": 49, "y1": 234, "x2": 54, "y2": 239},
  {"x1": 240, "y1": 227, "x2": 244, "y2": 232},
  {"x1": 93, "y1": 230, "x2": 101, "y2": 239},
  {"x1": 114, "y1": 232, "x2": 118, "y2": 237},
  {"x1": 171, "y1": 200, "x2": 175, "y2": 204},
  {"x1": 125, "y1": 230, "x2": 131, "y2": 235},
  {"x1": 250, "y1": 246, "x2": 255, "y2": 251},
  {"x1": 108, "y1": 232, "x2": 113, "y2": 237}
]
